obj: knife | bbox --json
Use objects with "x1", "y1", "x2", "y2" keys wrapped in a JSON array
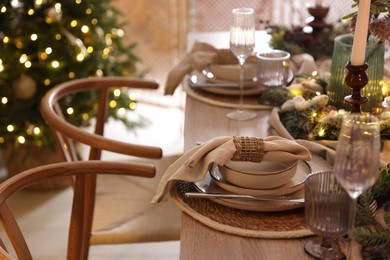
[{"x1": 185, "y1": 192, "x2": 305, "y2": 203}]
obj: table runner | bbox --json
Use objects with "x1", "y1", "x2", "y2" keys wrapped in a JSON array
[{"x1": 171, "y1": 181, "x2": 313, "y2": 239}]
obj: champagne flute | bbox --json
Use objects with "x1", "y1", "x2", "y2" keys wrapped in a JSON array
[
  {"x1": 226, "y1": 7, "x2": 257, "y2": 121},
  {"x1": 333, "y1": 113, "x2": 381, "y2": 259}
]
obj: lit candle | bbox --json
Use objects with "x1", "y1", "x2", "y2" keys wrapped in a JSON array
[
  {"x1": 351, "y1": 0, "x2": 371, "y2": 66},
  {"x1": 315, "y1": 0, "x2": 322, "y2": 5}
]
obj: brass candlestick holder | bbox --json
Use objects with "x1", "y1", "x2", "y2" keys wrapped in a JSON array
[{"x1": 344, "y1": 61, "x2": 369, "y2": 113}]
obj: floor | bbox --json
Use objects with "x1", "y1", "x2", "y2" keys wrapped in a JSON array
[{"x1": 0, "y1": 96, "x2": 185, "y2": 260}]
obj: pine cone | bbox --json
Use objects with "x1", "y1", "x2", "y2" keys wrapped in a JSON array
[{"x1": 369, "y1": 14, "x2": 390, "y2": 42}]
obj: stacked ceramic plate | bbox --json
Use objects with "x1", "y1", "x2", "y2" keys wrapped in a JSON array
[
  {"x1": 187, "y1": 49, "x2": 266, "y2": 96},
  {"x1": 194, "y1": 154, "x2": 332, "y2": 212}
]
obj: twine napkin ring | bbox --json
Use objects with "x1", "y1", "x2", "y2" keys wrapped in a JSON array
[{"x1": 231, "y1": 136, "x2": 264, "y2": 162}]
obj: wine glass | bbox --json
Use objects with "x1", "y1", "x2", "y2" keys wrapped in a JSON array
[
  {"x1": 226, "y1": 7, "x2": 257, "y2": 121},
  {"x1": 304, "y1": 171, "x2": 350, "y2": 259},
  {"x1": 333, "y1": 113, "x2": 381, "y2": 259}
]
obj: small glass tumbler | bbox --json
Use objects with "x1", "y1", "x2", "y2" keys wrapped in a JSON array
[
  {"x1": 257, "y1": 50, "x2": 290, "y2": 88},
  {"x1": 304, "y1": 171, "x2": 350, "y2": 259}
]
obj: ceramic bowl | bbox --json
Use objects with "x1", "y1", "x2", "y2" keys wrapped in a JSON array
[
  {"x1": 208, "y1": 62, "x2": 257, "y2": 82},
  {"x1": 218, "y1": 160, "x2": 298, "y2": 190}
]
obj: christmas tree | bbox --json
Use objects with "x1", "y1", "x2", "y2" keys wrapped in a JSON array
[{"x1": 0, "y1": 0, "x2": 142, "y2": 154}]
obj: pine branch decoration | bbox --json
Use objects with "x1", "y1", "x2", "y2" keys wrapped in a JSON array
[
  {"x1": 352, "y1": 225, "x2": 390, "y2": 248},
  {"x1": 353, "y1": 167, "x2": 390, "y2": 249}
]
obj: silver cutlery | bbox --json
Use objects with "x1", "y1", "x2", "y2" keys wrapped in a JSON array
[{"x1": 185, "y1": 192, "x2": 305, "y2": 203}]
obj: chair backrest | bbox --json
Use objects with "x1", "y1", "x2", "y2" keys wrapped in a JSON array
[
  {"x1": 40, "y1": 76, "x2": 163, "y2": 162},
  {"x1": 0, "y1": 160, "x2": 155, "y2": 260},
  {"x1": 39, "y1": 76, "x2": 165, "y2": 259}
]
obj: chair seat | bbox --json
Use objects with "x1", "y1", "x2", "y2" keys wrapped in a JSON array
[{"x1": 91, "y1": 154, "x2": 182, "y2": 244}]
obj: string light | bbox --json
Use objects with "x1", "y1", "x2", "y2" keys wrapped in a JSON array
[
  {"x1": 317, "y1": 128, "x2": 326, "y2": 137},
  {"x1": 39, "y1": 51, "x2": 48, "y2": 60},
  {"x1": 129, "y1": 102, "x2": 136, "y2": 110},
  {"x1": 7, "y1": 125, "x2": 14, "y2": 132},
  {"x1": 3, "y1": 36, "x2": 9, "y2": 44},
  {"x1": 16, "y1": 40, "x2": 23, "y2": 48},
  {"x1": 380, "y1": 80, "x2": 390, "y2": 96},
  {"x1": 1, "y1": 97, "x2": 7, "y2": 104},
  {"x1": 105, "y1": 34, "x2": 112, "y2": 45},
  {"x1": 113, "y1": 89, "x2": 121, "y2": 97},
  {"x1": 44, "y1": 79, "x2": 51, "y2": 85},
  {"x1": 109, "y1": 100, "x2": 117, "y2": 108},
  {"x1": 66, "y1": 107, "x2": 74, "y2": 115},
  {"x1": 51, "y1": 60, "x2": 60, "y2": 68},
  {"x1": 76, "y1": 53, "x2": 85, "y2": 61},
  {"x1": 102, "y1": 48, "x2": 110, "y2": 59},
  {"x1": 70, "y1": 20, "x2": 78, "y2": 27},
  {"x1": 82, "y1": 113, "x2": 89, "y2": 120},
  {"x1": 81, "y1": 25, "x2": 89, "y2": 34},
  {"x1": 96, "y1": 69, "x2": 103, "y2": 76},
  {"x1": 19, "y1": 54, "x2": 28, "y2": 63},
  {"x1": 24, "y1": 61, "x2": 32, "y2": 68},
  {"x1": 129, "y1": 93, "x2": 136, "y2": 101},
  {"x1": 117, "y1": 108, "x2": 126, "y2": 117},
  {"x1": 30, "y1": 34, "x2": 38, "y2": 41},
  {"x1": 17, "y1": 136, "x2": 25, "y2": 144}
]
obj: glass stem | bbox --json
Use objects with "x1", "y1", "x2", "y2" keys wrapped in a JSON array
[
  {"x1": 321, "y1": 236, "x2": 336, "y2": 260},
  {"x1": 238, "y1": 59, "x2": 245, "y2": 112},
  {"x1": 347, "y1": 198, "x2": 357, "y2": 260}
]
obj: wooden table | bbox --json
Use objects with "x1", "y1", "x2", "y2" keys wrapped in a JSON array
[
  {"x1": 179, "y1": 95, "x2": 313, "y2": 260},
  {"x1": 178, "y1": 31, "x2": 390, "y2": 260}
]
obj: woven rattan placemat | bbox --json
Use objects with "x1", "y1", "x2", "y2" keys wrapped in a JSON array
[{"x1": 172, "y1": 181, "x2": 313, "y2": 239}]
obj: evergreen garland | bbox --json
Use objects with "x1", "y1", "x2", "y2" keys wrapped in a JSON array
[{"x1": 353, "y1": 167, "x2": 390, "y2": 251}]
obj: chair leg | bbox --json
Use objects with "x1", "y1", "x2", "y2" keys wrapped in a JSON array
[
  {"x1": 67, "y1": 176, "x2": 86, "y2": 259},
  {"x1": 80, "y1": 174, "x2": 97, "y2": 260}
]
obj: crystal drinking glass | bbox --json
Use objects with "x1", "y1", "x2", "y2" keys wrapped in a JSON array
[
  {"x1": 333, "y1": 113, "x2": 381, "y2": 259},
  {"x1": 305, "y1": 171, "x2": 351, "y2": 259},
  {"x1": 226, "y1": 7, "x2": 256, "y2": 121}
]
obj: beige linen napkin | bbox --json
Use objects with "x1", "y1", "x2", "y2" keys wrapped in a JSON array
[
  {"x1": 152, "y1": 135, "x2": 312, "y2": 203},
  {"x1": 164, "y1": 41, "x2": 218, "y2": 95}
]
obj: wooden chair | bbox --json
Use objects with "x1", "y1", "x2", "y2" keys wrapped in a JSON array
[
  {"x1": 0, "y1": 160, "x2": 156, "y2": 259},
  {"x1": 39, "y1": 77, "x2": 181, "y2": 259}
]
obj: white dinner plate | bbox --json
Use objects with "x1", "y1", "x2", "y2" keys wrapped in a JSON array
[
  {"x1": 187, "y1": 71, "x2": 266, "y2": 96},
  {"x1": 194, "y1": 172, "x2": 305, "y2": 212},
  {"x1": 209, "y1": 188, "x2": 305, "y2": 212},
  {"x1": 193, "y1": 154, "x2": 332, "y2": 212}
]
